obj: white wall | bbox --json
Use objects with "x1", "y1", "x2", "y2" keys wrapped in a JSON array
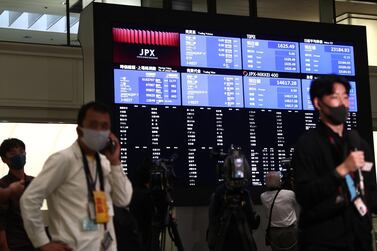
[{"x1": 0, "y1": 123, "x2": 77, "y2": 177}]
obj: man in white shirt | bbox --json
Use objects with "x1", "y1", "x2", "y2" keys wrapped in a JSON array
[
  {"x1": 20, "y1": 101, "x2": 133, "y2": 251},
  {"x1": 260, "y1": 171, "x2": 297, "y2": 251}
]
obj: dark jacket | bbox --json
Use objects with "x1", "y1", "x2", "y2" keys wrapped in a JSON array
[{"x1": 292, "y1": 122, "x2": 377, "y2": 251}]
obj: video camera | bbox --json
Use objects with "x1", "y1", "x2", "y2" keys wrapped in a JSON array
[
  {"x1": 211, "y1": 145, "x2": 251, "y2": 190},
  {"x1": 149, "y1": 154, "x2": 178, "y2": 195}
]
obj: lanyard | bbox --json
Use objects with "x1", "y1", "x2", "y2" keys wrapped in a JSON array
[
  {"x1": 80, "y1": 147, "x2": 105, "y2": 199},
  {"x1": 328, "y1": 134, "x2": 358, "y2": 201}
]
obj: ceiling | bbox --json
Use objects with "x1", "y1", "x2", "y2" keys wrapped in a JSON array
[{"x1": 0, "y1": 0, "x2": 376, "y2": 45}]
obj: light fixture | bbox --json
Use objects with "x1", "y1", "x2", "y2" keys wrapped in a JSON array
[{"x1": 335, "y1": 0, "x2": 377, "y2": 5}]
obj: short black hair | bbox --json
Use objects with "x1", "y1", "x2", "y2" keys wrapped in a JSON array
[
  {"x1": 309, "y1": 75, "x2": 351, "y2": 107},
  {"x1": 0, "y1": 138, "x2": 25, "y2": 158},
  {"x1": 77, "y1": 101, "x2": 111, "y2": 126}
]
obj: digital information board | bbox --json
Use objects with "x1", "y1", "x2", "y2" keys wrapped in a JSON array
[
  {"x1": 90, "y1": 5, "x2": 371, "y2": 204},
  {"x1": 111, "y1": 29, "x2": 359, "y2": 190}
]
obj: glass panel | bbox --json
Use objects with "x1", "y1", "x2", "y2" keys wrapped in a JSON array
[
  {"x1": 337, "y1": 14, "x2": 377, "y2": 66},
  {"x1": 0, "y1": 2, "x2": 80, "y2": 46},
  {"x1": 257, "y1": 0, "x2": 319, "y2": 21}
]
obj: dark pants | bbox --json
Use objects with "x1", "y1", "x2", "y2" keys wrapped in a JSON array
[{"x1": 269, "y1": 225, "x2": 298, "y2": 251}]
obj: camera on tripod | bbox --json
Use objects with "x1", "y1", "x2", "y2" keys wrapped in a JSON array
[
  {"x1": 150, "y1": 154, "x2": 178, "y2": 196},
  {"x1": 211, "y1": 145, "x2": 251, "y2": 190},
  {"x1": 148, "y1": 154, "x2": 184, "y2": 251},
  {"x1": 207, "y1": 146, "x2": 259, "y2": 251}
]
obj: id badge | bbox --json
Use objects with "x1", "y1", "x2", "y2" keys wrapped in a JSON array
[
  {"x1": 82, "y1": 217, "x2": 98, "y2": 231},
  {"x1": 93, "y1": 191, "x2": 109, "y2": 224},
  {"x1": 101, "y1": 230, "x2": 113, "y2": 251},
  {"x1": 354, "y1": 197, "x2": 368, "y2": 216}
]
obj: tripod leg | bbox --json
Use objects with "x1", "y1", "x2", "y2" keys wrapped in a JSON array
[
  {"x1": 150, "y1": 224, "x2": 162, "y2": 251},
  {"x1": 235, "y1": 211, "x2": 255, "y2": 251},
  {"x1": 168, "y1": 213, "x2": 184, "y2": 251},
  {"x1": 212, "y1": 210, "x2": 232, "y2": 251}
]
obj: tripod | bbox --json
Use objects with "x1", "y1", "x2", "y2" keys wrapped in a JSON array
[
  {"x1": 208, "y1": 187, "x2": 259, "y2": 251},
  {"x1": 150, "y1": 189, "x2": 184, "y2": 251}
]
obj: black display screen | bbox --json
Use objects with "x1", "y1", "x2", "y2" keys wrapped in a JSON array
[{"x1": 91, "y1": 4, "x2": 373, "y2": 205}]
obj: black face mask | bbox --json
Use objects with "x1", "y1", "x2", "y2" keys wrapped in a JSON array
[
  {"x1": 320, "y1": 102, "x2": 349, "y2": 125},
  {"x1": 8, "y1": 154, "x2": 26, "y2": 170}
]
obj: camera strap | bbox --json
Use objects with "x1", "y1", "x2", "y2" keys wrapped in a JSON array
[{"x1": 266, "y1": 189, "x2": 281, "y2": 236}]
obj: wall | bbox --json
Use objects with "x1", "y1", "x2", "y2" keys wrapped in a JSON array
[{"x1": 0, "y1": 42, "x2": 83, "y2": 122}]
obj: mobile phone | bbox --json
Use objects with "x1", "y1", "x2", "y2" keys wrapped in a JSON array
[{"x1": 101, "y1": 139, "x2": 116, "y2": 154}]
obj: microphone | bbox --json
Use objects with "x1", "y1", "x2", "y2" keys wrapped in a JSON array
[{"x1": 348, "y1": 130, "x2": 364, "y2": 196}]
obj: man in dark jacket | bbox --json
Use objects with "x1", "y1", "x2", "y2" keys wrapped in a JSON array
[
  {"x1": 292, "y1": 75, "x2": 377, "y2": 251},
  {"x1": 0, "y1": 138, "x2": 35, "y2": 251}
]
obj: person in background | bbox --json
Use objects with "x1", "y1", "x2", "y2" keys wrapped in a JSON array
[
  {"x1": 260, "y1": 171, "x2": 298, "y2": 251},
  {"x1": 292, "y1": 75, "x2": 377, "y2": 251},
  {"x1": 0, "y1": 182, "x2": 24, "y2": 204},
  {"x1": 0, "y1": 138, "x2": 34, "y2": 251},
  {"x1": 20, "y1": 101, "x2": 133, "y2": 251}
]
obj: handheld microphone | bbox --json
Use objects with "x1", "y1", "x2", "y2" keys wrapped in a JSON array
[{"x1": 348, "y1": 130, "x2": 364, "y2": 196}]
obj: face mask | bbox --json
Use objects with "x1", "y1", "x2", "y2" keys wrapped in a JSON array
[
  {"x1": 80, "y1": 127, "x2": 110, "y2": 152},
  {"x1": 9, "y1": 154, "x2": 26, "y2": 170},
  {"x1": 320, "y1": 102, "x2": 349, "y2": 125}
]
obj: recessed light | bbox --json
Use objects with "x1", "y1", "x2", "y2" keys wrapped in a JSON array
[{"x1": 61, "y1": 1, "x2": 67, "y2": 5}]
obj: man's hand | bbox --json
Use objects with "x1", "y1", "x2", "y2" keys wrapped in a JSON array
[
  {"x1": 103, "y1": 132, "x2": 121, "y2": 166},
  {"x1": 39, "y1": 242, "x2": 73, "y2": 251},
  {"x1": 336, "y1": 151, "x2": 365, "y2": 177},
  {"x1": 8, "y1": 180, "x2": 25, "y2": 198}
]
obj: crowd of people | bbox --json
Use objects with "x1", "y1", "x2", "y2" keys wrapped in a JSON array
[{"x1": 0, "y1": 74, "x2": 376, "y2": 251}]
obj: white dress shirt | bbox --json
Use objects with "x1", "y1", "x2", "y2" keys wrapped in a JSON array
[
  {"x1": 260, "y1": 189, "x2": 297, "y2": 227},
  {"x1": 20, "y1": 141, "x2": 133, "y2": 251}
]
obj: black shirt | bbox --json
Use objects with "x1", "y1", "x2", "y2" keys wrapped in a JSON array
[
  {"x1": 292, "y1": 122, "x2": 377, "y2": 251},
  {"x1": 0, "y1": 172, "x2": 36, "y2": 251}
]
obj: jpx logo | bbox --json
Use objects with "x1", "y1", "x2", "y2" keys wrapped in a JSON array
[{"x1": 139, "y1": 49, "x2": 155, "y2": 57}]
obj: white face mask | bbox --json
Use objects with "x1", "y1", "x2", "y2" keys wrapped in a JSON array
[{"x1": 80, "y1": 127, "x2": 110, "y2": 152}]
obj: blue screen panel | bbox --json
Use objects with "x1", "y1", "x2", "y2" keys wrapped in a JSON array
[
  {"x1": 114, "y1": 69, "x2": 181, "y2": 106},
  {"x1": 242, "y1": 39, "x2": 300, "y2": 73},
  {"x1": 301, "y1": 79, "x2": 357, "y2": 112},
  {"x1": 349, "y1": 82, "x2": 357, "y2": 112},
  {"x1": 180, "y1": 34, "x2": 242, "y2": 70},
  {"x1": 182, "y1": 73, "x2": 243, "y2": 107},
  {"x1": 243, "y1": 77, "x2": 302, "y2": 110},
  {"x1": 301, "y1": 79, "x2": 314, "y2": 111},
  {"x1": 300, "y1": 43, "x2": 355, "y2": 76}
]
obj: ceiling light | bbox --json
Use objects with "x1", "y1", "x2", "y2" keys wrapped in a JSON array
[{"x1": 335, "y1": 0, "x2": 377, "y2": 4}]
